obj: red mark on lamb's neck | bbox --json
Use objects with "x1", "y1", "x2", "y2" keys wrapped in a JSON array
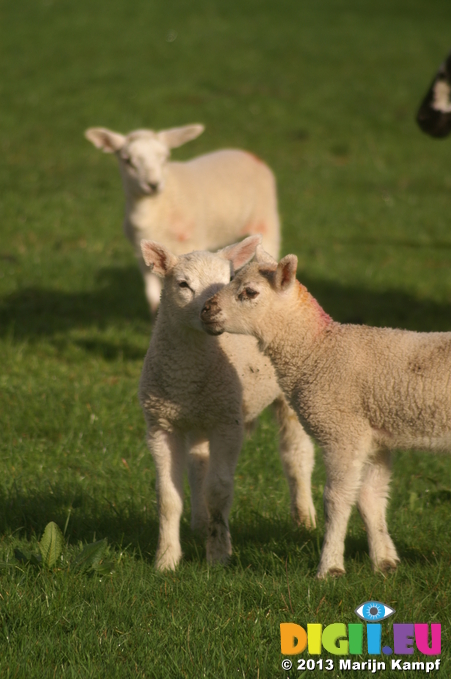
[{"x1": 296, "y1": 281, "x2": 332, "y2": 327}]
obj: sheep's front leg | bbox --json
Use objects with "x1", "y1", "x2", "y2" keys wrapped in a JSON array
[
  {"x1": 317, "y1": 445, "x2": 367, "y2": 579},
  {"x1": 273, "y1": 398, "x2": 316, "y2": 529},
  {"x1": 205, "y1": 424, "x2": 244, "y2": 565},
  {"x1": 187, "y1": 439, "x2": 210, "y2": 535},
  {"x1": 148, "y1": 429, "x2": 187, "y2": 571},
  {"x1": 357, "y1": 450, "x2": 399, "y2": 572}
]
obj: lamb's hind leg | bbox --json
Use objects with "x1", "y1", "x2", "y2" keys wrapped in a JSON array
[
  {"x1": 204, "y1": 424, "x2": 244, "y2": 564},
  {"x1": 187, "y1": 439, "x2": 210, "y2": 536},
  {"x1": 357, "y1": 449, "x2": 399, "y2": 573},
  {"x1": 148, "y1": 429, "x2": 186, "y2": 571},
  {"x1": 273, "y1": 397, "x2": 316, "y2": 528}
]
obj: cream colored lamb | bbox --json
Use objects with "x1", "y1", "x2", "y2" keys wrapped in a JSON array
[
  {"x1": 85, "y1": 124, "x2": 280, "y2": 312},
  {"x1": 201, "y1": 250, "x2": 451, "y2": 578},
  {"x1": 138, "y1": 236, "x2": 316, "y2": 571}
]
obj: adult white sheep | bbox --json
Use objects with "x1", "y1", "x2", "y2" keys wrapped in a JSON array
[
  {"x1": 138, "y1": 236, "x2": 316, "y2": 571},
  {"x1": 201, "y1": 250, "x2": 451, "y2": 578},
  {"x1": 85, "y1": 124, "x2": 280, "y2": 312}
]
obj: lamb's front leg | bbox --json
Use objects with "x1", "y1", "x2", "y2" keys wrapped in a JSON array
[
  {"x1": 317, "y1": 443, "x2": 368, "y2": 579},
  {"x1": 357, "y1": 450, "x2": 399, "y2": 573},
  {"x1": 273, "y1": 397, "x2": 316, "y2": 528},
  {"x1": 187, "y1": 439, "x2": 210, "y2": 535},
  {"x1": 204, "y1": 424, "x2": 244, "y2": 565},
  {"x1": 148, "y1": 428, "x2": 187, "y2": 571}
]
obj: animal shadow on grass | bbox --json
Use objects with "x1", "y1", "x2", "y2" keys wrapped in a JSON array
[
  {"x1": 223, "y1": 515, "x2": 437, "y2": 574},
  {"x1": 0, "y1": 264, "x2": 150, "y2": 360},
  {"x1": 0, "y1": 483, "x2": 161, "y2": 562},
  {"x1": 0, "y1": 265, "x2": 450, "y2": 361},
  {"x1": 0, "y1": 481, "x2": 442, "y2": 571}
]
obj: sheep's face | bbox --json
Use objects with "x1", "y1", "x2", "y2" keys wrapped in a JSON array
[
  {"x1": 165, "y1": 253, "x2": 234, "y2": 331},
  {"x1": 201, "y1": 256, "x2": 298, "y2": 339},
  {"x1": 119, "y1": 133, "x2": 169, "y2": 196},
  {"x1": 85, "y1": 124, "x2": 205, "y2": 196},
  {"x1": 140, "y1": 236, "x2": 262, "y2": 332}
]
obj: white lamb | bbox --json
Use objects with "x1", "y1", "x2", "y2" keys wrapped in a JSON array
[
  {"x1": 85, "y1": 124, "x2": 280, "y2": 312},
  {"x1": 201, "y1": 250, "x2": 451, "y2": 578},
  {"x1": 138, "y1": 236, "x2": 316, "y2": 571}
]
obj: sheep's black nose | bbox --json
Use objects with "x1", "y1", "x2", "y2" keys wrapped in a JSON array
[{"x1": 201, "y1": 298, "x2": 216, "y2": 319}]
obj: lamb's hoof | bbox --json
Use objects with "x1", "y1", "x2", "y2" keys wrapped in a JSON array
[
  {"x1": 292, "y1": 509, "x2": 317, "y2": 530},
  {"x1": 206, "y1": 538, "x2": 232, "y2": 566},
  {"x1": 206, "y1": 551, "x2": 231, "y2": 567},
  {"x1": 206, "y1": 522, "x2": 232, "y2": 565},
  {"x1": 375, "y1": 559, "x2": 399, "y2": 574},
  {"x1": 155, "y1": 548, "x2": 182, "y2": 572},
  {"x1": 316, "y1": 566, "x2": 346, "y2": 580}
]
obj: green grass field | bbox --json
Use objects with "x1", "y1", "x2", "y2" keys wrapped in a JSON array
[{"x1": 1, "y1": 0, "x2": 451, "y2": 676}]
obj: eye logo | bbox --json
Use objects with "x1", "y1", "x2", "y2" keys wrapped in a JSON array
[{"x1": 355, "y1": 601, "x2": 396, "y2": 622}]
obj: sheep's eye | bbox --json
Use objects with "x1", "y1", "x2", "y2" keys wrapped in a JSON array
[
  {"x1": 239, "y1": 287, "x2": 259, "y2": 300},
  {"x1": 178, "y1": 281, "x2": 190, "y2": 289},
  {"x1": 123, "y1": 156, "x2": 133, "y2": 166}
]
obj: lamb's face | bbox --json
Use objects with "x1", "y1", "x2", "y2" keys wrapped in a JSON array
[
  {"x1": 141, "y1": 236, "x2": 262, "y2": 330},
  {"x1": 201, "y1": 262, "x2": 273, "y2": 337},
  {"x1": 118, "y1": 133, "x2": 170, "y2": 195},
  {"x1": 201, "y1": 254, "x2": 298, "y2": 338},
  {"x1": 165, "y1": 253, "x2": 234, "y2": 331},
  {"x1": 85, "y1": 124, "x2": 205, "y2": 197}
]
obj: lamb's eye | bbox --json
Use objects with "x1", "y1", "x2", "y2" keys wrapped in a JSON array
[
  {"x1": 178, "y1": 281, "x2": 190, "y2": 289},
  {"x1": 245, "y1": 287, "x2": 258, "y2": 299},
  {"x1": 239, "y1": 287, "x2": 259, "y2": 300},
  {"x1": 123, "y1": 156, "x2": 133, "y2": 166}
]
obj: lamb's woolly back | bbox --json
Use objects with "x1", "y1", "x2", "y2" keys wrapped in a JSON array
[
  {"x1": 85, "y1": 124, "x2": 281, "y2": 313},
  {"x1": 201, "y1": 250, "x2": 451, "y2": 577}
]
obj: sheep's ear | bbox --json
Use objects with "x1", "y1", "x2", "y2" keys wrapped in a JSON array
[
  {"x1": 141, "y1": 240, "x2": 178, "y2": 277},
  {"x1": 218, "y1": 235, "x2": 262, "y2": 271},
  {"x1": 254, "y1": 245, "x2": 277, "y2": 266},
  {"x1": 85, "y1": 128, "x2": 126, "y2": 153},
  {"x1": 274, "y1": 255, "x2": 297, "y2": 291},
  {"x1": 158, "y1": 124, "x2": 205, "y2": 149}
]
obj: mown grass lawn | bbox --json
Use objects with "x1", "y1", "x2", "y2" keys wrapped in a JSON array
[{"x1": 1, "y1": 0, "x2": 451, "y2": 676}]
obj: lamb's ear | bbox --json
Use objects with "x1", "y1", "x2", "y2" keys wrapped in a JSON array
[
  {"x1": 140, "y1": 240, "x2": 178, "y2": 277},
  {"x1": 274, "y1": 255, "x2": 298, "y2": 291},
  {"x1": 218, "y1": 235, "x2": 262, "y2": 271},
  {"x1": 254, "y1": 245, "x2": 277, "y2": 266},
  {"x1": 85, "y1": 128, "x2": 126, "y2": 153},
  {"x1": 158, "y1": 124, "x2": 205, "y2": 149}
]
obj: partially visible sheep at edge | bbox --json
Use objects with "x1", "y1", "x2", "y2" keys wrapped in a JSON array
[
  {"x1": 85, "y1": 124, "x2": 281, "y2": 313},
  {"x1": 138, "y1": 235, "x2": 316, "y2": 571},
  {"x1": 201, "y1": 249, "x2": 451, "y2": 578},
  {"x1": 417, "y1": 49, "x2": 451, "y2": 138}
]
